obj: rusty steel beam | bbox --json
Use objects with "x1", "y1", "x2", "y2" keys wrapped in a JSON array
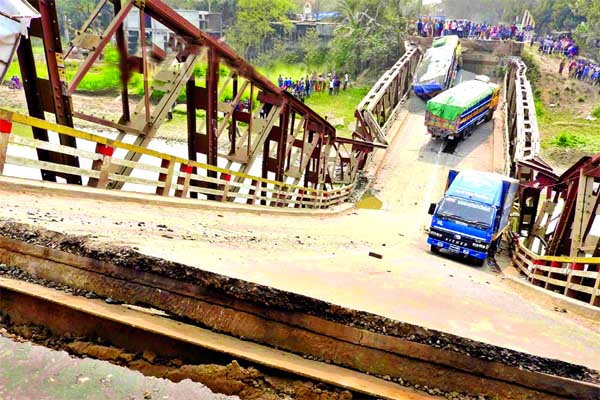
[
  {"x1": 25, "y1": 0, "x2": 81, "y2": 184},
  {"x1": 16, "y1": 34, "x2": 57, "y2": 182},
  {"x1": 68, "y1": 1, "x2": 134, "y2": 95},
  {"x1": 114, "y1": 0, "x2": 131, "y2": 123}
]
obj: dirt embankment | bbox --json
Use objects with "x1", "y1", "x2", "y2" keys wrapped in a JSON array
[
  {"x1": 526, "y1": 47, "x2": 600, "y2": 170},
  {"x1": 0, "y1": 219, "x2": 598, "y2": 384}
]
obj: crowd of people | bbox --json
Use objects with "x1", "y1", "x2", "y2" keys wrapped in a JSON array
[
  {"x1": 416, "y1": 18, "x2": 531, "y2": 42},
  {"x1": 535, "y1": 35, "x2": 578, "y2": 57},
  {"x1": 5, "y1": 75, "x2": 21, "y2": 90},
  {"x1": 535, "y1": 35, "x2": 600, "y2": 86},
  {"x1": 277, "y1": 72, "x2": 350, "y2": 102}
]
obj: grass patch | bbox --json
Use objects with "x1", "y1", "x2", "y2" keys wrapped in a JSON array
[
  {"x1": 257, "y1": 62, "x2": 367, "y2": 137},
  {"x1": 540, "y1": 110, "x2": 600, "y2": 154},
  {"x1": 534, "y1": 97, "x2": 546, "y2": 119},
  {"x1": 303, "y1": 87, "x2": 367, "y2": 137},
  {"x1": 549, "y1": 131, "x2": 587, "y2": 148}
]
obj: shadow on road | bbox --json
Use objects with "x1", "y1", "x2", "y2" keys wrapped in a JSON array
[{"x1": 417, "y1": 120, "x2": 493, "y2": 168}]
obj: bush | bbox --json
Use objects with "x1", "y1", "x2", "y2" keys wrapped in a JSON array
[
  {"x1": 534, "y1": 97, "x2": 546, "y2": 118},
  {"x1": 521, "y1": 51, "x2": 540, "y2": 86},
  {"x1": 550, "y1": 131, "x2": 587, "y2": 148},
  {"x1": 592, "y1": 106, "x2": 600, "y2": 119}
]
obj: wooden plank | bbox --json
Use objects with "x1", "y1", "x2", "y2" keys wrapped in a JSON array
[
  {"x1": 160, "y1": 158, "x2": 175, "y2": 197},
  {"x1": 567, "y1": 283, "x2": 595, "y2": 295},
  {"x1": 570, "y1": 270, "x2": 600, "y2": 279},
  {"x1": 535, "y1": 266, "x2": 569, "y2": 275},
  {"x1": 10, "y1": 135, "x2": 102, "y2": 161},
  {"x1": 544, "y1": 277, "x2": 568, "y2": 287},
  {"x1": 6, "y1": 155, "x2": 100, "y2": 179},
  {"x1": 0, "y1": 133, "x2": 9, "y2": 175},
  {"x1": 97, "y1": 155, "x2": 112, "y2": 189},
  {"x1": 518, "y1": 241, "x2": 600, "y2": 264},
  {"x1": 107, "y1": 173, "x2": 164, "y2": 188},
  {"x1": 111, "y1": 158, "x2": 167, "y2": 174}
]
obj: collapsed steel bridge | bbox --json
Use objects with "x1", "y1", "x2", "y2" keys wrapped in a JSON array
[{"x1": 6, "y1": 0, "x2": 422, "y2": 203}]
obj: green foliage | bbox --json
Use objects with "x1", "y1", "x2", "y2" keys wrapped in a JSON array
[
  {"x1": 328, "y1": 0, "x2": 418, "y2": 76},
  {"x1": 226, "y1": 0, "x2": 294, "y2": 58},
  {"x1": 570, "y1": 1, "x2": 600, "y2": 60},
  {"x1": 592, "y1": 106, "x2": 600, "y2": 119},
  {"x1": 550, "y1": 131, "x2": 587, "y2": 148},
  {"x1": 521, "y1": 50, "x2": 540, "y2": 86},
  {"x1": 534, "y1": 97, "x2": 546, "y2": 119},
  {"x1": 534, "y1": 0, "x2": 585, "y2": 33},
  {"x1": 299, "y1": 29, "x2": 328, "y2": 70}
]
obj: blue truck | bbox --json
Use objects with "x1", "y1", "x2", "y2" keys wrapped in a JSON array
[{"x1": 427, "y1": 170, "x2": 518, "y2": 265}]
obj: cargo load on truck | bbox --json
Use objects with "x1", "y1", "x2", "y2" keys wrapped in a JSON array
[
  {"x1": 427, "y1": 170, "x2": 518, "y2": 266},
  {"x1": 425, "y1": 77, "x2": 500, "y2": 141},
  {"x1": 413, "y1": 35, "x2": 460, "y2": 100}
]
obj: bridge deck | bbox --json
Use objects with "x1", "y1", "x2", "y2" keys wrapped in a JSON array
[{"x1": 0, "y1": 96, "x2": 599, "y2": 373}]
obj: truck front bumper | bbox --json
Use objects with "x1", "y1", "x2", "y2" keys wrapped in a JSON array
[{"x1": 427, "y1": 237, "x2": 488, "y2": 260}]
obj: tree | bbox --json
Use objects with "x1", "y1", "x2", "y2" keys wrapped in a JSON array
[
  {"x1": 572, "y1": 0, "x2": 600, "y2": 59},
  {"x1": 329, "y1": 0, "x2": 419, "y2": 76},
  {"x1": 226, "y1": 0, "x2": 295, "y2": 58},
  {"x1": 57, "y1": 0, "x2": 114, "y2": 39},
  {"x1": 299, "y1": 29, "x2": 327, "y2": 69},
  {"x1": 533, "y1": 0, "x2": 584, "y2": 32}
]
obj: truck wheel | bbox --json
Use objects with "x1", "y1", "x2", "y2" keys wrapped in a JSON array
[
  {"x1": 470, "y1": 256, "x2": 485, "y2": 267},
  {"x1": 430, "y1": 245, "x2": 440, "y2": 254},
  {"x1": 485, "y1": 110, "x2": 494, "y2": 122}
]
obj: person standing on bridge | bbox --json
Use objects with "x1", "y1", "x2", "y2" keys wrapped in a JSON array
[{"x1": 417, "y1": 18, "x2": 423, "y2": 36}]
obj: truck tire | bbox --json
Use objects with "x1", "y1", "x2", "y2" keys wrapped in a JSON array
[
  {"x1": 485, "y1": 109, "x2": 494, "y2": 122},
  {"x1": 430, "y1": 245, "x2": 440, "y2": 254},
  {"x1": 470, "y1": 256, "x2": 485, "y2": 267}
]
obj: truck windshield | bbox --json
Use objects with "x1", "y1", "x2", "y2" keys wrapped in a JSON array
[{"x1": 437, "y1": 197, "x2": 493, "y2": 229}]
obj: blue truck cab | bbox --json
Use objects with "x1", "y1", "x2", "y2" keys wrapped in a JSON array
[{"x1": 427, "y1": 170, "x2": 518, "y2": 265}]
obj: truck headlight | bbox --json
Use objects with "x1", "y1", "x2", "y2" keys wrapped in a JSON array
[
  {"x1": 429, "y1": 230, "x2": 443, "y2": 238},
  {"x1": 472, "y1": 242, "x2": 489, "y2": 250}
]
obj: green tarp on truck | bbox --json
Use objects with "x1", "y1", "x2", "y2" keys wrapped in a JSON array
[{"x1": 426, "y1": 79, "x2": 497, "y2": 122}]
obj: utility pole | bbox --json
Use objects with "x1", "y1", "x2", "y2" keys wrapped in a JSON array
[{"x1": 63, "y1": 13, "x2": 69, "y2": 43}]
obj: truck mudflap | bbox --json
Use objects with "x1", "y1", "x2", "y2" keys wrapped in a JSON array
[{"x1": 427, "y1": 237, "x2": 488, "y2": 260}]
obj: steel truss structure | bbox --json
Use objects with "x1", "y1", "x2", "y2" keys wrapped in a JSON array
[
  {"x1": 504, "y1": 58, "x2": 540, "y2": 175},
  {"x1": 354, "y1": 45, "x2": 422, "y2": 146},
  {"x1": 16, "y1": 0, "x2": 421, "y2": 203},
  {"x1": 505, "y1": 59, "x2": 600, "y2": 260}
]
